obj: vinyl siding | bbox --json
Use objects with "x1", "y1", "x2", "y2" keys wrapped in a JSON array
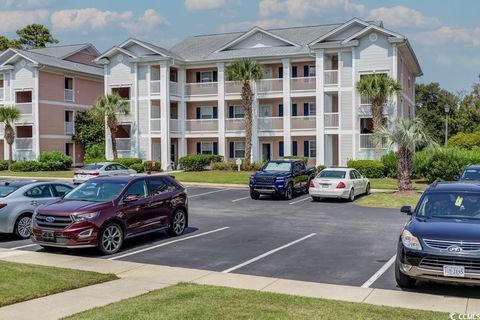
[
  {"x1": 107, "y1": 54, "x2": 134, "y2": 87},
  {"x1": 340, "y1": 91, "x2": 352, "y2": 130},
  {"x1": 137, "y1": 65, "x2": 148, "y2": 97},
  {"x1": 340, "y1": 134, "x2": 352, "y2": 165},
  {"x1": 340, "y1": 51, "x2": 352, "y2": 87}
]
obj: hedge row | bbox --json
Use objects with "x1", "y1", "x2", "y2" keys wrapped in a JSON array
[
  {"x1": 12, "y1": 151, "x2": 73, "y2": 172},
  {"x1": 448, "y1": 131, "x2": 480, "y2": 150},
  {"x1": 178, "y1": 154, "x2": 223, "y2": 171},
  {"x1": 346, "y1": 160, "x2": 385, "y2": 178}
]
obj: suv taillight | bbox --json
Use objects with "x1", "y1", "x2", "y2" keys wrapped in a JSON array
[{"x1": 336, "y1": 182, "x2": 346, "y2": 189}]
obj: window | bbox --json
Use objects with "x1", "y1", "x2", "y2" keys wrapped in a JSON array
[
  {"x1": 25, "y1": 185, "x2": 53, "y2": 198},
  {"x1": 64, "y1": 181, "x2": 126, "y2": 202},
  {"x1": 308, "y1": 103, "x2": 316, "y2": 116},
  {"x1": 308, "y1": 141, "x2": 316, "y2": 158},
  {"x1": 234, "y1": 142, "x2": 245, "y2": 158},
  {"x1": 149, "y1": 178, "x2": 177, "y2": 196},
  {"x1": 200, "y1": 71, "x2": 213, "y2": 83},
  {"x1": 200, "y1": 107, "x2": 214, "y2": 119},
  {"x1": 124, "y1": 180, "x2": 148, "y2": 199},
  {"x1": 360, "y1": 118, "x2": 374, "y2": 134},
  {"x1": 353, "y1": 170, "x2": 362, "y2": 179},
  {"x1": 65, "y1": 143, "x2": 71, "y2": 157},
  {"x1": 105, "y1": 165, "x2": 117, "y2": 171},
  {"x1": 65, "y1": 77, "x2": 73, "y2": 90},
  {"x1": 233, "y1": 106, "x2": 244, "y2": 118},
  {"x1": 200, "y1": 142, "x2": 213, "y2": 155},
  {"x1": 318, "y1": 170, "x2": 346, "y2": 179},
  {"x1": 259, "y1": 105, "x2": 272, "y2": 117},
  {"x1": 111, "y1": 87, "x2": 130, "y2": 99},
  {"x1": 349, "y1": 171, "x2": 356, "y2": 179},
  {"x1": 15, "y1": 91, "x2": 32, "y2": 103},
  {"x1": 308, "y1": 65, "x2": 316, "y2": 77},
  {"x1": 53, "y1": 184, "x2": 73, "y2": 197}
]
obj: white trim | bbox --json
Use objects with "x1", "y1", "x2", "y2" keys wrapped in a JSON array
[
  {"x1": 351, "y1": 47, "x2": 356, "y2": 160},
  {"x1": 342, "y1": 25, "x2": 405, "y2": 44},
  {"x1": 308, "y1": 18, "x2": 370, "y2": 45},
  {"x1": 59, "y1": 44, "x2": 100, "y2": 60},
  {"x1": 38, "y1": 100, "x2": 92, "y2": 109},
  {"x1": 94, "y1": 46, "x2": 138, "y2": 62},
  {"x1": 119, "y1": 38, "x2": 168, "y2": 57},
  {"x1": 0, "y1": 50, "x2": 37, "y2": 67}
]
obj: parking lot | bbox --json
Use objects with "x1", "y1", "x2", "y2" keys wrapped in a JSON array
[{"x1": 1, "y1": 184, "x2": 480, "y2": 298}]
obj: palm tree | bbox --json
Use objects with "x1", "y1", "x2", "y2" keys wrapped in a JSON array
[
  {"x1": 0, "y1": 106, "x2": 21, "y2": 170},
  {"x1": 91, "y1": 93, "x2": 130, "y2": 160},
  {"x1": 356, "y1": 74, "x2": 402, "y2": 157},
  {"x1": 225, "y1": 59, "x2": 264, "y2": 164},
  {"x1": 377, "y1": 118, "x2": 435, "y2": 191}
]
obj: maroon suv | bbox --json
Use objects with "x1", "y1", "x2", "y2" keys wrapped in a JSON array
[{"x1": 31, "y1": 175, "x2": 188, "y2": 255}]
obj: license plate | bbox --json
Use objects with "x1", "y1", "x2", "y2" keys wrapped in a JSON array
[
  {"x1": 321, "y1": 184, "x2": 329, "y2": 188},
  {"x1": 443, "y1": 265, "x2": 465, "y2": 277},
  {"x1": 42, "y1": 231, "x2": 55, "y2": 242}
]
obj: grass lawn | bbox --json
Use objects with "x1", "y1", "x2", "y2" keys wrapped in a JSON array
[
  {"x1": 173, "y1": 170, "x2": 252, "y2": 185},
  {"x1": 369, "y1": 178, "x2": 429, "y2": 191},
  {"x1": 0, "y1": 170, "x2": 74, "y2": 178},
  {"x1": 66, "y1": 283, "x2": 444, "y2": 320},
  {"x1": 356, "y1": 192, "x2": 421, "y2": 209},
  {"x1": 0, "y1": 261, "x2": 116, "y2": 307}
]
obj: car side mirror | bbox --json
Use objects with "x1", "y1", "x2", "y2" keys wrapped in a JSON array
[
  {"x1": 362, "y1": 175, "x2": 366, "y2": 179},
  {"x1": 124, "y1": 194, "x2": 139, "y2": 203},
  {"x1": 400, "y1": 205, "x2": 412, "y2": 215},
  {"x1": 452, "y1": 174, "x2": 460, "y2": 181}
]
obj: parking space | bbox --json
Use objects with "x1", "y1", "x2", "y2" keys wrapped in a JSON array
[{"x1": 2, "y1": 185, "x2": 480, "y2": 298}]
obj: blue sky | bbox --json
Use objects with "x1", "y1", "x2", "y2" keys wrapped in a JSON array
[{"x1": 1, "y1": 0, "x2": 479, "y2": 93}]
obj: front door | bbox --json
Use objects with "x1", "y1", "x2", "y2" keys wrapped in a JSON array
[{"x1": 261, "y1": 143, "x2": 271, "y2": 162}]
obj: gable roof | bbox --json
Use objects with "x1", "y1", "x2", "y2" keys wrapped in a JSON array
[
  {"x1": 341, "y1": 24, "x2": 405, "y2": 43},
  {"x1": 29, "y1": 44, "x2": 99, "y2": 60},
  {"x1": 308, "y1": 18, "x2": 372, "y2": 45}
]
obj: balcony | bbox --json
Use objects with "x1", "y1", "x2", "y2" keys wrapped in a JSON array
[
  {"x1": 258, "y1": 117, "x2": 283, "y2": 131},
  {"x1": 291, "y1": 116, "x2": 316, "y2": 130},
  {"x1": 324, "y1": 113, "x2": 339, "y2": 128},
  {"x1": 64, "y1": 122, "x2": 74, "y2": 135},
  {"x1": 324, "y1": 70, "x2": 338, "y2": 85},
  {"x1": 360, "y1": 134, "x2": 387, "y2": 149},
  {"x1": 256, "y1": 79, "x2": 283, "y2": 94},
  {"x1": 150, "y1": 80, "x2": 161, "y2": 95},
  {"x1": 185, "y1": 119, "x2": 218, "y2": 132},
  {"x1": 16, "y1": 138, "x2": 33, "y2": 150},
  {"x1": 225, "y1": 81, "x2": 242, "y2": 95},
  {"x1": 291, "y1": 77, "x2": 316, "y2": 91},
  {"x1": 16, "y1": 103, "x2": 32, "y2": 115},
  {"x1": 226, "y1": 118, "x2": 245, "y2": 131},
  {"x1": 116, "y1": 138, "x2": 131, "y2": 152},
  {"x1": 185, "y1": 82, "x2": 218, "y2": 96},
  {"x1": 150, "y1": 119, "x2": 161, "y2": 132},
  {"x1": 170, "y1": 119, "x2": 180, "y2": 132},
  {"x1": 170, "y1": 81, "x2": 178, "y2": 96},
  {"x1": 360, "y1": 95, "x2": 372, "y2": 105},
  {"x1": 116, "y1": 101, "x2": 133, "y2": 122},
  {"x1": 64, "y1": 89, "x2": 74, "y2": 102}
]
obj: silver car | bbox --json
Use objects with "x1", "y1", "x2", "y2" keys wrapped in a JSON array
[
  {"x1": 73, "y1": 162, "x2": 137, "y2": 184},
  {"x1": 0, "y1": 181, "x2": 74, "y2": 239}
]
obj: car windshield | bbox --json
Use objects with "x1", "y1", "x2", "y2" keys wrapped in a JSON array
[
  {"x1": 461, "y1": 169, "x2": 480, "y2": 181},
  {"x1": 63, "y1": 181, "x2": 126, "y2": 202},
  {"x1": 317, "y1": 170, "x2": 346, "y2": 179},
  {"x1": 0, "y1": 185, "x2": 18, "y2": 197},
  {"x1": 416, "y1": 192, "x2": 480, "y2": 220},
  {"x1": 262, "y1": 162, "x2": 292, "y2": 172},
  {"x1": 81, "y1": 164, "x2": 103, "y2": 171}
]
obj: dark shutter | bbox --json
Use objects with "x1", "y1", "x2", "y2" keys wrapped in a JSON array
[
  {"x1": 291, "y1": 104, "x2": 297, "y2": 116},
  {"x1": 196, "y1": 107, "x2": 201, "y2": 119},
  {"x1": 304, "y1": 65, "x2": 309, "y2": 77},
  {"x1": 304, "y1": 103, "x2": 309, "y2": 116},
  {"x1": 292, "y1": 141, "x2": 298, "y2": 156},
  {"x1": 229, "y1": 142, "x2": 234, "y2": 159},
  {"x1": 278, "y1": 104, "x2": 283, "y2": 117},
  {"x1": 212, "y1": 71, "x2": 218, "y2": 82},
  {"x1": 228, "y1": 106, "x2": 234, "y2": 118},
  {"x1": 196, "y1": 72, "x2": 201, "y2": 83},
  {"x1": 213, "y1": 142, "x2": 218, "y2": 155},
  {"x1": 196, "y1": 142, "x2": 201, "y2": 154},
  {"x1": 291, "y1": 66, "x2": 297, "y2": 78},
  {"x1": 304, "y1": 141, "x2": 309, "y2": 157},
  {"x1": 279, "y1": 141, "x2": 284, "y2": 157},
  {"x1": 213, "y1": 107, "x2": 218, "y2": 119},
  {"x1": 278, "y1": 67, "x2": 283, "y2": 79}
]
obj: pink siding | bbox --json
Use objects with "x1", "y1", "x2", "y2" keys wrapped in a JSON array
[
  {"x1": 39, "y1": 103, "x2": 64, "y2": 135},
  {"x1": 186, "y1": 101, "x2": 217, "y2": 119},
  {"x1": 75, "y1": 143, "x2": 84, "y2": 165},
  {"x1": 262, "y1": 63, "x2": 282, "y2": 78},
  {"x1": 257, "y1": 98, "x2": 283, "y2": 117},
  {"x1": 186, "y1": 68, "x2": 217, "y2": 83},
  {"x1": 64, "y1": 52, "x2": 97, "y2": 66},
  {"x1": 292, "y1": 136, "x2": 317, "y2": 166},
  {"x1": 291, "y1": 61, "x2": 315, "y2": 77},
  {"x1": 291, "y1": 98, "x2": 316, "y2": 116},
  {"x1": 259, "y1": 136, "x2": 283, "y2": 159},
  {"x1": 74, "y1": 77, "x2": 103, "y2": 105}
]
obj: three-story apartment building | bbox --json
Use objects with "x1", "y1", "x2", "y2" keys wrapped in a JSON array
[
  {"x1": 0, "y1": 44, "x2": 104, "y2": 165},
  {"x1": 96, "y1": 18, "x2": 421, "y2": 170}
]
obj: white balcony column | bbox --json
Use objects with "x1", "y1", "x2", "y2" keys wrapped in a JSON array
[
  {"x1": 160, "y1": 61, "x2": 171, "y2": 170},
  {"x1": 33, "y1": 66, "x2": 40, "y2": 159},
  {"x1": 216, "y1": 62, "x2": 226, "y2": 159},
  {"x1": 251, "y1": 81, "x2": 259, "y2": 162},
  {"x1": 315, "y1": 50, "x2": 325, "y2": 165},
  {"x1": 178, "y1": 67, "x2": 187, "y2": 159},
  {"x1": 133, "y1": 62, "x2": 140, "y2": 158},
  {"x1": 282, "y1": 58, "x2": 292, "y2": 156}
]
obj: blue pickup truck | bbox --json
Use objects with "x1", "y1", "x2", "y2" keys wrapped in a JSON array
[{"x1": 249, "y1": 159, "x2": 316, "y2": 200}]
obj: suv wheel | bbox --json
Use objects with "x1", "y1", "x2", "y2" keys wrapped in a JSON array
[
  {"x1": 284, "y1": 183, "x2": 293, "y2": 200},
  {"x1": 250, "y1": 191, "x2": 260, "y2": 200},
  {"x1": 15, "y1": 213, "x2": 32, "y2": 239},
  {"x1": 167, "y1": 209, "x2": 187, "y2": 236},
  {"x1": 395, "y1": 260, "x2": 416, "y2": 288},
  {"x1": 98, "y1": 223, "x2": 123, "y2": 255}
]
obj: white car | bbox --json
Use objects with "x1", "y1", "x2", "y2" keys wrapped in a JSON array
[
  {"x1": 309, "y1": 168, "x2": 370, "y2": 201},
  {"x1": 73, "y1": 162, "x2": 137, "y2": 184}
]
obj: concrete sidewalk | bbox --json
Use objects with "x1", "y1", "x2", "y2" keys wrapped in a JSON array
[{"x1": 0, "y1": 248, "x2": 473, "y2": 319}]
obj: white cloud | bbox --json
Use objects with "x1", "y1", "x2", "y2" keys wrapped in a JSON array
[
  {"x1": 120, "y1": 9, "x2": 169, "y2": 35},
  {"x1": 414, "y1": 26, "x2": 480, "y2": 47},
  {"x1": 258, "y1": 0, "x2": 364, "y2": 19},
  {"x1": 185, "y1": 0, "x2": 226, "y2": 11},
  {"x1": 219, "y1": 19, "x2": 292, "y2": 32},
  {"x1": 0, "y1": 10, "x2": 49, "y2": 33},
  {"x1": 367, "y1": 6, "x2": 439, "y2": 28}
]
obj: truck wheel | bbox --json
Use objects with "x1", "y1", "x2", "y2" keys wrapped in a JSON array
[
  {"x1": 395, "y1": 260, "x2": 416, "y2": 288},
  {"x1": 284, "y1": 183, "x2": 293, "y2": 200},
  {"x1": 250, "y1": 191, "x2": 260, "y2": 200}
]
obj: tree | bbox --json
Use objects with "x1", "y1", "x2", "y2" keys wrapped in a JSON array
[
  {"x1": 0, "y1": 36, "x2": 21, "y2": 50},
  {"x1": 16, "y1": 24, "x2": 58, "y2": 49},
  {"x1": 356, "y1": 74, "x2": 401, "y2": 157},
  {"x1": 72, "y1": 110, "x2": 105, "y2": 157},
  {"x1": 377, "y1": 118, "x2": 435, "y2": 191},
  {"x1": 90, "y1": 93, "x2": 130, "y2": 160},
  {"x1": 451, "y1": 84, "x2": 480, "y2": 134},
  {"x1": 0, "y1": 106, "x2": 21, "y2": 170},
  {"x1": 225, "y1": 59, "x2": 264, "y2": 164}
]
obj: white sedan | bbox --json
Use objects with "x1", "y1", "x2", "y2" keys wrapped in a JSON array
[
  {"x1": 73, "y1": 162, "x2": 137, "y2": 184},
  {"x1": 309, "y1": 168, "x2": 370, "y2": 202}
]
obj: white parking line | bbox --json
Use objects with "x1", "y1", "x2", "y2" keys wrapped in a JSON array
[
  {"x1": 108, "y1": 227, "x2": 230, "y2": 260},
  {"x1": 222, "y1": 233, "x2": 316, "y2": 273},
  {"x1": 232, "y1": 196, "x2": 250, "y2": 202},
  {"x1": 189, "y1": 188, "x2": 232, "y2": 198},
  {"x1": 10, "y1": 243, "x2": 38, "y2": 250},
  {"x1": 361, "y1": 254, "x2": 397, "y2": 288},
  {"x1": 289, "y1": 196, "x2": 311, "y2": 205}
]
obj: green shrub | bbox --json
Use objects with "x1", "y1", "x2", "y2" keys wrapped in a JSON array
[
  {"x1": 85, "y1": 144, "x2": 105, "y2": 159},
  {"x1": 38, "y1": 151, "x2": 72, "y2": 170},
  {"x1": 413, "y1": 150, "x2": 429, "y2": 179},
  {"x1": 144, "y1": 161, "x2": 161, "y2": 172},
  {"x1": 448, "y1": 132, "x2": 480, "y2": 150},
  {"x1": 284, "y1": 156, "x2": 308, "y2": 165},
  {"x1": 116, "y1": 158, "x2": 142, "y2": 167},
  {"x1": 0, "y1": 160, "x2": 8, "y2": 171},
  {"x1": 316, "y1": 165, "x2": 326, "y2": 173},
  {"x1": 227, "y1": 162, "x2": 239, "y2": 171},
  {"x1": 179, "y1": 154, "x2": 223, "y2": 171},
  {"x1": 12, "y1": 161, "x2": 41, "y2": 172},
  {"x1": 129, "y1": 163, "x2": 144, "y2": 173},
  {"x1": 212, "y1": 162, "x2": 229, "y2": 171},
  {"x1": 241, "y1": 162, "x2": 264, "y2": 171},
  {"x1": 347, "y1": 160, "x2": 385, "y2": 178},
  {"x1": 84, "y1": 157, "x2": 107, "y2": 165},
  {"x1": 381, "y1": 151, "x2": 397, "y2": 178}
]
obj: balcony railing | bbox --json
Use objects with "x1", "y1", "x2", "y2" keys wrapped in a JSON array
[
  {"x1": 15, "y1": 138, "x2": 33, "y2": 150},
  {"x1": 17, "y1": 103, "x2": 32, "y2": 115},
  {"x1": 150, "y1": 119, "x2": 161, "y2": 132},
  {"x1": 324, "y1": 113, "x2": 339, "y2": 128},
  {"x1": 116, "y1": 138, "x2": 131, "y2": 151},
  {"x1": 360, "y1": 96, "x2": 372, "y2": 105},
  {"x1": 291, "y1": 77, "x2": 316, "y2": 91},
  {"x1": 150, "y1": 80, "x2": 161, "y2": 95},
  {"x1": 292, "y1": 116, "x2": 316, "y2": 130},
  {"x1": 226, "y1": 118, "x2": 245, "y2": 131},
  {"x1": 185, "y1": 82, "x2": 218, "y2": 96},
  {"x1": 360, "y1": 134, "x2": 388, "y2": 149},
  {"x1": 0, "y1": 88, "x2": 4, "y2": 100},
  {"x1": 64, "y1": 122, "x2": 74, "y2": 135},
  {"x1": 256, "y1": 78, "x2": 283, "y2": 94},
  {"x1": 170, "y1": 81, "x2": 178, "y2": 95},
  {"x1": 185, "y1": 119, "x2": 218, "y2": 132},
  {"x1": 258, "y1": 117, "x2": 283, "y2": 131},
  {"x1": 64, "y1": 89, "x2": 74, "y2": 102},
  {"x1": 324, "y1": 70, "x2": 338, "y2": 85},
  {"x1": 225, "y1": 81, "x2": 242, "y2": 95},
  {"x1": 170, "y1": 119, "x2": 180, "y2": 132}
]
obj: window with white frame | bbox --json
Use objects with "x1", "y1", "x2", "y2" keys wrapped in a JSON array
[
  {"x1": 308, "y1": 65, "x2": 316, "y2": 77},
  {"x1": 308, "y1": 141, "x2": 316, "y2": 158},
  {"x1": 200, "y1": 107, "x2": 214, "y2": 119},
  {"x1": 200, "y1": 142, "x2": 213, "y2": 155},
  {"x1": 233, "y1": 106, "x2": 244, "y2": 118},
  {"x1": 234, "y1": 142, "x2": 245, "y2": 158},
  {"x1": 308, "y1": 103, "x2": 316, "y2": 116},
  {"x1": 259, "y1": 105, "x2": 272, "y2": 117},
  {"x1": 201, "y1": 71, "x2": 213, "y2": 83}
]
